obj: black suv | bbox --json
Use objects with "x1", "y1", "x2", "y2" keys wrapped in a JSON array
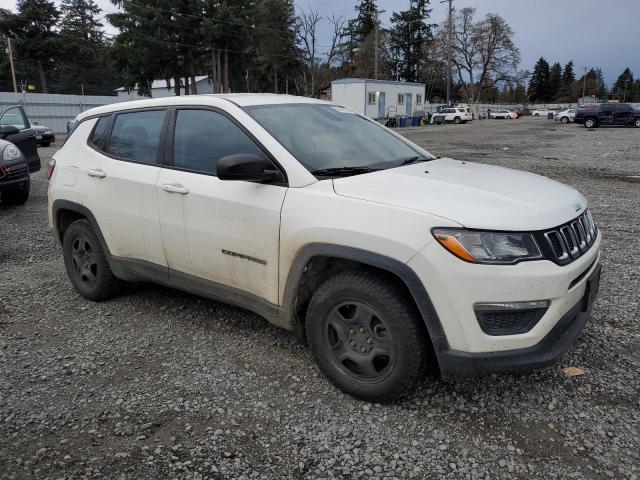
[
  {"x1": 0, "y1": 139, "x2": 30, "y2": 205},
  {"x1": 574, "y1": 103, "x2": 640, "y2": 128},
  {"x1": 0, "y1": 105, "x2": 41, "y2": 173}
]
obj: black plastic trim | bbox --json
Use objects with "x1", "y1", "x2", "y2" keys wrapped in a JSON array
[{"x1": 282, "y1": 244, "x2": 448, "y2": 348}]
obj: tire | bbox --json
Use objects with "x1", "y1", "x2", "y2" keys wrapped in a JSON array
[
  {"x1": 561, "y1": 117, "x2": 569, "y2": 124},
  {"x1": 453, "y1": 116, "x2": 461, "y2": 124},
  {"x1": 634, "y1": 117, "x2": 640, "y2": 128},
  {"x1": 62, "y1": 219, "x2": 120, "y2": 301},
  {"x1": 584, "y1": 118, "x2": 597, "y2": 128},
  {"x1": 305, "y1": 270, "x2": 430, "y2": 402},
  {"x1": 533, "y1": 113, "x2": 539, "y2": 116},
  {"x1": 1, "y1": 177, "x2": 30, "y2": 205}
]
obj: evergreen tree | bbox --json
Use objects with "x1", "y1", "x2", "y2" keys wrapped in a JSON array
[
  {"x1": 549, "y1": 62, "x2": 562, "y2": 100},
  {"x1": 0, "y1": 0, "x2": 60, "y2": 93},
  {"x1": 555, "y1": 60, "x2": 575, "y2": 101},
  {"x1": 611, "y1": 67, "x2": 634, "y2": 101},
  {"x1": 389, "y1": 0, "x2": 433, "y2": 82},
  {"x1": 353, "y1": 0, "x2": 378, "y2": 42},
  {"x1": 528, "y1": 57, "x2": 551, "y2": 102},
  {"x1": 54, "y1": 0, "x2": 118, "y2": 94}
]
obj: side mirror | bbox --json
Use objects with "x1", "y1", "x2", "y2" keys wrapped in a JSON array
[
  {"x1": 0, "y1": 125, "x2": 20, "y2": 138},
  {"x1": 217, "y1": 154, "x2": 279, "y2": 183}
]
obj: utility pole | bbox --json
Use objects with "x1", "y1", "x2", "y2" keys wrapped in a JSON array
[
  {"x1": 441, "y1": 0, "x2": 453, "y2": 105},
  {"x1": 374, "y1": 10, "x2": 385, "y2": 80},
  {"x1": 6, "y1": 37, "x2": 17, "y2": 93}
]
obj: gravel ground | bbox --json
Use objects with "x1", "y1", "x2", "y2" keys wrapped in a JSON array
[{"x1": 1, "y1": 117, "x2": 639, "y2": 480}]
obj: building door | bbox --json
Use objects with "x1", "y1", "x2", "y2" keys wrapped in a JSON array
[
  {"x1": 378, "y1": 92, "x2": 386, "y2": 119},
  {"x1": 405, "y1": 94, "x2": 413, "y2": 116}
]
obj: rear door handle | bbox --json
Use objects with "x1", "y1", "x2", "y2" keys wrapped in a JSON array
[
  {"x1": 161, "y1": 183, "x2": 189, "y2": 194},
  {"x1": 87, "y1": 168, "x2": 106, "y2": 178}
]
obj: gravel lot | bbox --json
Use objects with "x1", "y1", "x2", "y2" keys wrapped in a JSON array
[{"x1": 1, "y1": 117, "x2": 639, "y2": 480}]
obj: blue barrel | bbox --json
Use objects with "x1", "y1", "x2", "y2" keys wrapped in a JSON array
[
  {"x1": 399, "y1": 117, "x2": 407, "y2": 127},
  {"x1": 412, "y1": 116, "x2": 420, "y2": 126}
]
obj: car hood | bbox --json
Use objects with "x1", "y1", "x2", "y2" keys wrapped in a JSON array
[
  {"x1": 332, "y1": 158, "x2": 587, "y2": 231},
  {"x1": 31, "y1": 126, "x2": 51, "y2": 132}
]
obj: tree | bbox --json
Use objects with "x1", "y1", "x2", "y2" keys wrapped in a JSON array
[
  {"x1": 549, "y1": 62, "x2": 562, "y2": 100},
  {"x1": 54, "y1": 0, "x2": 118, "y2": 94},
  {"x1": 528, "y1": 57, "x2": 551, "y2": 102},
  {"x1": 555, "y1": 60, "x2": 575, "y2": 101},
  {"x1": 389, "y1": 0, "x2": 433, "y2": 82},
  {"x1": 337, "y1": 0, "x2": 377, "y2": 70},
  {"x1": 353, "y1": 0, "x2": 377, "y2": 42},
  {"x1": 0, "y1": 0, "x2": 60, "y2": 93},
  {"x1": 430, "y1": 8, "x2": 520, "y2": 102},
  {"x1": 612, "y1": 67, "x2": 634, "y2": 101}
]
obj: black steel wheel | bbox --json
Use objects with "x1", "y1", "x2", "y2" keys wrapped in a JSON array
[
  {"x1": 306, "y1": 270, "x2": 431, "y2": 402},
  {"x1": 323, "y1": 300, "x2": 397, "y2": 382},
  {"x1": 63, "y1": 219, "x2": 120, "y2": 301}
]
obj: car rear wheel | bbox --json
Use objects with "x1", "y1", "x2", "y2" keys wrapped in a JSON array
[
  {"x1": 63, "y1": 219, "x2": 120, "y2": 301},
  {"x1": 0, "y1": 178, "x2": 30, "y2": 205},
  {"x1": 584, "y1": 118, "x2": 597, "y2": 128},
  {"x1": 454, "y1": 116, "x2": 461, "y2": 124},
  {"x1": 305, "y1": 270, "x2": 430, "y2": 402}
]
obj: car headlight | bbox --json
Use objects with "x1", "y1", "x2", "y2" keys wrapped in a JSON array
[
  {"x1": 2, "y1": 144, "x2": 23, "y2": 162},
  {"x1": 432, "y1": 228, "x2": 543, "y2": 264}
]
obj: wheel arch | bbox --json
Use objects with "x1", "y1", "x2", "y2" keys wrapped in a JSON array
[
  {"x1": 52, "y1": 200, "x2": 111, "y2": 257},
  {"x1": 282, "y1": 244, "x2": 447, "y2": 354}
]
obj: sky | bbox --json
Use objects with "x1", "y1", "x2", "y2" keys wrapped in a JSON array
[{"x1": 1, "y1": 0, "x2": 638, "y2": 86}]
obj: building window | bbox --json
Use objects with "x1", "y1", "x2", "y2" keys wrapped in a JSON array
[
  {"x1": 368, "y1": 92, "x2": 377, "y2": 105},
  {"x1": 416, "y1": 94, "x2": 423, "y2": 104},
  {"x1": 397, "y1": 93, "x2": 405, "y2": 105}
]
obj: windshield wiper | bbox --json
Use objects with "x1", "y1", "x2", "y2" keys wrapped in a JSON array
[
  {"x1": 311, "y1": 166, "x2": 378, "y2": 177},
  {"x1": 398, "y1": 156, "x2": 430, "y2": 166}
]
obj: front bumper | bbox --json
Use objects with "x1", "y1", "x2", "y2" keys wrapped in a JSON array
[
  {"x1": 408, "y1": 230, "x2": 602, "y2": 375},
  {"x1": 437, "y1": 264, "x2": 600, "y2": 377}
]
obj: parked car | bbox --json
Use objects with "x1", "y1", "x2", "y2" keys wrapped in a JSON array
[
  {"x1": 490, "y1": 110, "x2": 518, "y2": 119},
  {"x1": 32, "y1": 122, "x2": 56, "y2": 146},
  {"x1": 531, "y1": 108, "x2": 552, "y2": 117},
  {"x1": 430, "y1": 107, "x2": 472, "y2": 124},
  {"x1": 0, "y1": 139, "x2": 30, "y2": 205},
  {"x1": 554, "y1": 109, "x2": 577, "y2": 124},
  {"x1": 574, "y1": 103, "x2": 640, "y2": 128},
  {"x1": 49, "y1": 95, "x2": 602, "y2": 401},
  {"x1": 0, "y1": 105, "x2": 41, "y2": 173}
]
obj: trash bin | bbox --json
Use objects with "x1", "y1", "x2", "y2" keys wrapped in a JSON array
[
  {"x1": 411, "y1": 116, "x2": 420, "y2": 127},
  {"x1": 399, "y1": 117, "x2": 407, "y2": 127},
  {"x1": 547, "y1": 112, "x2": 554, "y2": 119}
]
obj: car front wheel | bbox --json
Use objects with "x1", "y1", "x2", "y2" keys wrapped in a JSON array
[
  {"x1": 585, "y1": 118, "x2": 597, "y2": 128},
  {"x1": 63, "y1": 219, "x2": 120, "y2": 301},
  {"x1": 305, "y1": 270, "x2": 430, "y2": 402},
  {"x1": 561, "y1": 117, "x2": 569, "y2": 124},
  {"x1": 634, "y1": 117, "x2": 640, "y2": 128}
]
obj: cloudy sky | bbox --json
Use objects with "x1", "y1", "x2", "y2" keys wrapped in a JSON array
[{"x1": 2, "y1": 0, "x2": 638, "y2": 85}]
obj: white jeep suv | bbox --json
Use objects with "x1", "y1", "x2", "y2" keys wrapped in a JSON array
[{"x1": 48, "y1": 94, "x2": 602, "y2": 401}]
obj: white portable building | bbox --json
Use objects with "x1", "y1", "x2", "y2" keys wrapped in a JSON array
[{"x1": 331, "y1": 78, "x2": 426, "y2": 119}]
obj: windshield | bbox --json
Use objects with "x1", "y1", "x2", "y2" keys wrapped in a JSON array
[{"x1": 244, "y1": 104, "x2": 434, "y2": 175}]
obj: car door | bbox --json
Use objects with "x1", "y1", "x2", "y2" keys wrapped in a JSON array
[
  {"x1": 156, "y1": 107, "x2": 287, "y2": 304},
  {"x1": 599, "y1": 104, "x2": 614, "y2": 125},
  {"x1": 74, "y1": 109, "x2": 168, "y2": 271},
  {"x1": 614, "y1": 104, "x2": 632, "y2": 125},
  {"x1": 0, "y1": 105, "x2": 40, "y2": 172}
]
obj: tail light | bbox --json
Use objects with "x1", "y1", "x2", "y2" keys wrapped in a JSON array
[{"x1": 47, "y1": 158, "x2": 56, "y2": 179}]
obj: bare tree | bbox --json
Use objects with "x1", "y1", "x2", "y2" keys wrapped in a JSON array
[
  {"x1": 431, "y1": 8, "x2": 521, "y2": 102},
  {"x1": 297, "y1": 9, "x2": 345, "y2": 97}
]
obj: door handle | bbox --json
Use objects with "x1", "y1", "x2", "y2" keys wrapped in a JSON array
[
  {"x1": 161, "y1": 183, "x2": 189, "y2": 194},
  {"x1": 87, "y1": 168, "x2": 106, "y2": 178}
]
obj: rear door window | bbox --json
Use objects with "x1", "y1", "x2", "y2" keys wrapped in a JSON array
[{"x1": 107, "y1": 110, "x2": 166, "y2": 164}]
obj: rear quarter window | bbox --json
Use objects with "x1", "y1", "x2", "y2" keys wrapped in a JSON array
[{"x1": 89, "y1": 116, "x2": 111, "y2": 152}]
